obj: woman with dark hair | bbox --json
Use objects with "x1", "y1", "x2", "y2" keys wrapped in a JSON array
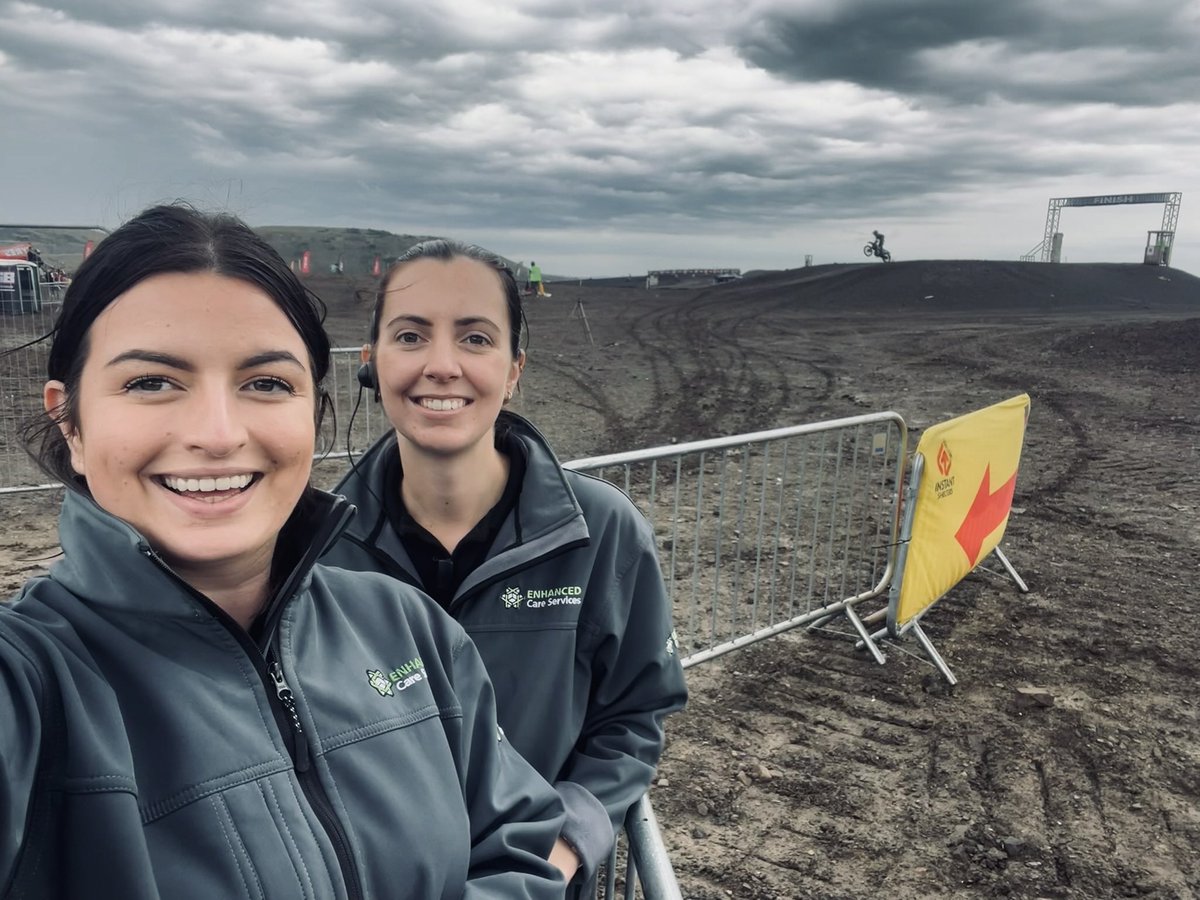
[
  {"x1": 323, "y1": 239, "x2": 688, "y2": 893},
  {"x1": 0, "y1": 205, "x2": 566, "y2": 898}
]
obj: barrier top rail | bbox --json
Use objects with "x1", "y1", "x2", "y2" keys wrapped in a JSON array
[{"x1": 564, "y1": 410, "x2": 907, "y2": 471}]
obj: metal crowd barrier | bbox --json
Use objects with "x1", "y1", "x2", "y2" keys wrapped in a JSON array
[
  {"x1": 567, "y1": 412, "x2": 907, "y2": 898},
  {"x1": 566, "y1": 412, "x2": 907, "y2": 668},
  {"x1": 0, "y1": 300, "x2": 61, "y2": 494}
]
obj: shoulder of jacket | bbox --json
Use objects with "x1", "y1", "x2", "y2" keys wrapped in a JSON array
[
  {"x1": 563, "y1": 470, "x2": 651, "y2": 531},
  {"x1": 1, "y1": 587, "x2": 78, "y2": 691}
]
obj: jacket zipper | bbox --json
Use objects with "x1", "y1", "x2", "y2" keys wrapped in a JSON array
[
  {"x1": 268, "y1": 660, "x2": 310, "y2": 772},
  {"x1": 140, "y1": 544, "x2": 365, "y2": 900},
  {"x1": 267, "y1": 650, "x2": 365, "y2": 900}
]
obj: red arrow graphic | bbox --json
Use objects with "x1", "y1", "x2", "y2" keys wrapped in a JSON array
[{"x1": 955, "y1": 465, "x2": 1017, "y2": 566}]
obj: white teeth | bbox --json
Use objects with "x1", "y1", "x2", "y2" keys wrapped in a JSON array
[
  {"x1": 163, "y1": 473, "x2": 253, "y2": 493},
  {"x1": 420, "y1": 397, "x2": 466, "y2": 411}
]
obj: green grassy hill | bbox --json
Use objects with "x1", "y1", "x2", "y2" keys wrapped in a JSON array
[{"x1": 253, "y1": 225, "x2": 442, "y2": 278}]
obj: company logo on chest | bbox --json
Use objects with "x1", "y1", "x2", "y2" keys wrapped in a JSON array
[
  {"x1": 366, "y1": 657, "x2": 426, "y2": 697},
  {"x1": 499, "y1": 584, "x2": 583, "y2": 611}
]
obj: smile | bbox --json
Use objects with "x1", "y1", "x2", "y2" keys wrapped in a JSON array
[
  {"x1": 159, "y1": 473, "x2": 257, "y2": 494},
  {"x1": 417, "y1": 397, "x2": 468, "y2": 411}
]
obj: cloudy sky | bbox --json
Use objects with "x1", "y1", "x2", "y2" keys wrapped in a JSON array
[{"x1": 2, "y1": 0, "x2": 1198, "y2": 275}]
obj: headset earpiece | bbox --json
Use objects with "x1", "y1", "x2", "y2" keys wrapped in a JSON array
[{"x1": 356, "y1": 361, "x2": 381, "y2": 402}]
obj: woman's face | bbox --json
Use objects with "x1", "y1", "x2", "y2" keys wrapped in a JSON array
[
  {"x1": 369, "y1": 256, "x2": 523, "y2": 460},
  {"x1": 45, "y1": 271, "x2": 317, "y2": 578}
]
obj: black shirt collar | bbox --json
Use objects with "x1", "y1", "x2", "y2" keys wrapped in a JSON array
[{"x1": 382, "y1": 429, "x2": 527, "y2": 608}]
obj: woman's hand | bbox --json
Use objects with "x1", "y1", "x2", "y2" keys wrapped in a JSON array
[{"x1": 549, "y1": 837, "x2": 580, "y2": 882}]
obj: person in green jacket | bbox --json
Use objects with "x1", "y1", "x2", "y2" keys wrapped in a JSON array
[
  {"x1": 0, "y1": 204, "x2": 567, "y2": 899},
  {"x1": 527, "y1": 260, "x2": 548, "y2": 296}
]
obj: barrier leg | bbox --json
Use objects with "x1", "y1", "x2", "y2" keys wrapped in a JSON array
[
  {"x1": 843, "y1": 603, "x2": 886, "y2": 664},
  {"x1": 993, "y1": 546, "x2": 1029, "y2": 593},
  {"x1": 911, "y1": 620, "x2": 957, "y2": 685}
]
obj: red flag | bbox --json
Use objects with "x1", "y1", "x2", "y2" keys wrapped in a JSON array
[
  {"x1": 83, "y1": 240, "x2": 95, "y2": 259},
  {"x1": 372, "y1": 255, "x2": 381, "y2": 276},
  {"x1": 300, "y1": 250, "x2": 311, "y2": 275}
]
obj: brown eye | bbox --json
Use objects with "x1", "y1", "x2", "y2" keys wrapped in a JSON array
[
  {"x1": 247, "y1": 377, "x2": 294, "y2": 394},
  {"x1": 125, "y1": 375, "x2": 172, "y2": 393}
]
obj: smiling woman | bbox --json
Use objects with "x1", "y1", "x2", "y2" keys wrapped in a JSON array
[
  {"x1": 42, "y1": 271, "x2": 318, "y2": 625},
  {"x1": 0, "y1": 204, "x2": 566, "y2": 898},
  {"x1": 325, "y1": 240, "x2": 688, "y2": 896}
]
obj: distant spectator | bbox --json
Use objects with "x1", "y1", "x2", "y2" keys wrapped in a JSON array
[{"x1": 528, "y1": 260, "x2": 547, "y2": 297}]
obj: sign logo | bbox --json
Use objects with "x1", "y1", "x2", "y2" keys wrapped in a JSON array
[
  {"x1": 501, "y1": 586, "x2": 523, "y2": 608},
  {"x1": 936, "y1": 441, "x2": 952, "y2": 477},
  {"x1": 365, "y1": 658, "x2": 426, "y2": 698}
]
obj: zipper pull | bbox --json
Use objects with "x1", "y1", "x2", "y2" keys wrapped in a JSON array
[{"x1": 269, "y1": 660, "x2": 311, "y2": 772}]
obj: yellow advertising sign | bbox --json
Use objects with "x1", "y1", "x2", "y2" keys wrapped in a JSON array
[{"x1": 894, "y1": 394, "x2": 1030, "y2": 626}]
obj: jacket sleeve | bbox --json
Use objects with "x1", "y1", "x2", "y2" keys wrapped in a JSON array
[
  {"x1": 0, "y1": 623, "x2": 45, "y2": 891},
  {"x1": 557, "y1": 517, "x2": 688, "y2": 880},
  {"x1": 445, "y1": 630, "x2": 568, "y2": 899}
]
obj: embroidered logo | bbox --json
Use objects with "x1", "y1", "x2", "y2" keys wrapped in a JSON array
[
  {"x1": 367, "y1": 669, "x2": 393, "y2": 696},
  {"x1": 501, "y1": 586, "x2": 524, "y2": 608},
  {"x1": 366, "y1": 658, "x2": 426, "y2": 697}
]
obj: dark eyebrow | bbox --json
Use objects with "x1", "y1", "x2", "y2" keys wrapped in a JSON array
[
  {"x1": 383, "y1": 314, "x2": 432, "y2": 330},
  {"x1": 106, "y1": 350, "x2": 192, "y2": 371},
  {"x1": 455, "y1": 316, "x2": 501, "y2": 330},
  {"x1": 105, "y1": 349, "x2": 305, "y2": 371},
  {"x1": 382, "y1": 314, "x2": 500, "y2": 330},
  {"x1": 240, "y1": 351, "x2": 306, "y2": 371}
]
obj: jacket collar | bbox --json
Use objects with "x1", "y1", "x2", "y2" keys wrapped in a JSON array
[
  {"x1": 333, "y1": 412, "x2": 588, "y2": 583},
  {"x1": 50, "y1": 487, "x2": 355, "y2": 626}
]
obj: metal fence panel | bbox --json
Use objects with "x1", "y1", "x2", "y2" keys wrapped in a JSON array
[
  {"x1": 0, "y1": 297, "x2": 61, "y2": 494},
  {"x1": 565, "y1": 412, "x2": 907, "y2": 670}
]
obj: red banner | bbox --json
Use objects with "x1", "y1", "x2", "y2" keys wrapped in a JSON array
[
  {"x1": 372, "y1": 255, "x2": 381, "y2": 276},
  {"x1": 0, "y1": 243, "x2": 32, "y2": 260},
  {"x1": 83, "y1": 240, "x2": 95, "y2": 259},
  {"x1": 300, "y1": 250, "x2": 311, "y2": 275}
]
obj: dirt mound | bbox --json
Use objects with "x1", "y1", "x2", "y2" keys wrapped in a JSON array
[
  {"x1": 1052, "y1": 317, "x2": 1200, "y2": 373},
  {"x1": 704, "y1": 260, "x2": 1200, "y2": 315}
]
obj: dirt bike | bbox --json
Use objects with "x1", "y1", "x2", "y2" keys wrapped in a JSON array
[{"x1": 863, "y1": 241, "x2": 892, "y2": 262}]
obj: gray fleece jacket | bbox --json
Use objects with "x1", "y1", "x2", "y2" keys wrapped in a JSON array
[{"x1": 0, "y1": 488, "x2": 566, "y2": 899}]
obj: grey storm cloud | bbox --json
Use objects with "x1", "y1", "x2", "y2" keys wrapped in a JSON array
[
  {"x1": 738, "y1": 0, "x2": 1200, "y2": 105},
  {"x1": 2, "y1": 0, "x2": 1198, "y2": 272}
]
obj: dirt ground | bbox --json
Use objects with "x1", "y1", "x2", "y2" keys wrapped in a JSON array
[{"x1": 2, "y1": 260, "x2": 1198, "y2": 899}]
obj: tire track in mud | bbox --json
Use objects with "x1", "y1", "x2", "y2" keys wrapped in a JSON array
[
  {"x1": 533, "y1": 283, "x2": 849, "y2": 457},
  {"x1": 903, "y1": 333, "x2": 1096, "y2": 507},
  {"x1": 534, "y1": 287, "x2": 814, "y2": 453},
  {"x1": 616, "y1": 286, "x2": 836, "y2": 444},
  {"x1": 662, "y1": 636, "x2": 969, "y2": 898}
]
